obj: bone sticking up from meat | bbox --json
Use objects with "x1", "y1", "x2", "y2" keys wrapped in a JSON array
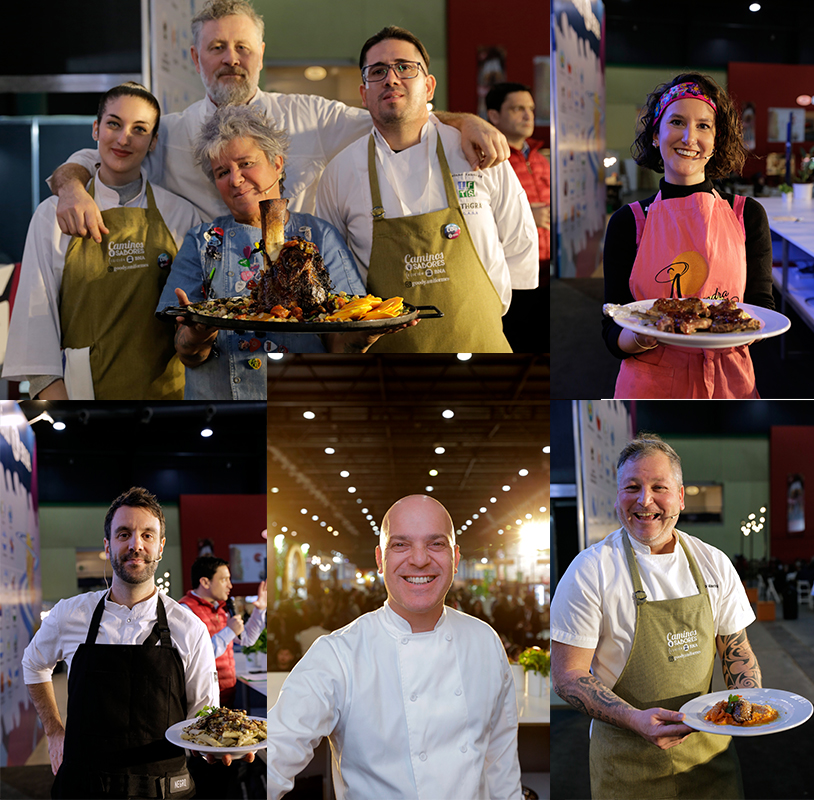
[{"x1": 260, "y1": 198, "x2": 288, "y2": 265}]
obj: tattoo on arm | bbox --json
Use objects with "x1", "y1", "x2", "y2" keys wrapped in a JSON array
[
  {"x1": 554, "y1": 673, "x2": 635, "y2": 729},
  {"x1": 719, "y1": 630, "x2": 762, "y2": 689}
]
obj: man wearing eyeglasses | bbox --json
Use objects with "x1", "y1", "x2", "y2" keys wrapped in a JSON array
[{"x1": 316, "y1": 26, "x2": 539, "y2": 353}]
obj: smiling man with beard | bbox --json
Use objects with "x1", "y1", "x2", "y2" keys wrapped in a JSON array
[
  {"x1": 22, "y1": 487, "x2": 220, "y2": 799},
  {"x1": 266, "y1": 494, "x2": 522, "y2": 800},
  {"x1": 550, "y1": 434, "x2": 762, "y2": 800}
]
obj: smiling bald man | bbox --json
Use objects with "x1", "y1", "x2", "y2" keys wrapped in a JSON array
[{"x1": 266, "y1": 494, "x2": 522, "y2": 800}]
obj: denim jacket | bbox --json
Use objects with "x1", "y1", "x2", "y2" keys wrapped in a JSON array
[{"x1": 158, "y1": 212, "x2": 366, "y2": 399}]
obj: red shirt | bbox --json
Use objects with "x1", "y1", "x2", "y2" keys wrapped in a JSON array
[
  {"x1": 179, "y1": 590, "x2": 236, "y2": 692},
  {"x1": 508, "y1": 138, "x2": 550, "y2": 261}
]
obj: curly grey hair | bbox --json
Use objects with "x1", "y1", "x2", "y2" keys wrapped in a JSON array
[
  {"x1": 195, "y1": 104, "x2": 290, "y2": 186},
  {"x1": 191, "y1": 0, "x2": 264, "y2": 50},
  {"x1": 617, "y1": 432, "x2": 683, "y2": 487}
]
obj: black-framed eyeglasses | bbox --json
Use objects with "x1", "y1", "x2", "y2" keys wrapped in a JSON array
[{"x1": 362, "y1": 61, "x2": 426, "y2": 83}]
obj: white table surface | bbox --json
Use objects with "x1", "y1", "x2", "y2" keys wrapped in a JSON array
[{"x1": 234, "y1": 651, "x2": 268, "y2": 697}]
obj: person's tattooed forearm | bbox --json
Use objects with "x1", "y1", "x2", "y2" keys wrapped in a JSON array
[{"x1": 720, "y1": 630, "x2": 762, "y2": 689}]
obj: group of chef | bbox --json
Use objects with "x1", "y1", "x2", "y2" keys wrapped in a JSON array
[{"x1": 2, "y1": 0, "x2": 540, "y2": 401}]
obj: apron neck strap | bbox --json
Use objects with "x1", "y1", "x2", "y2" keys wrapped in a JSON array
[
  {"x1": 85, "y1": 591, "x2": 170, "y2": 646},
  {"x1": 367, "y1": 128, "x2": 459, "y2": 221},
  {"x1": 621, "y1": 530, "x2": 708, "y2": 606}
]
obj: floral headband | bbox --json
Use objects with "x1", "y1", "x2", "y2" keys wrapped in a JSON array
[{"x1": 654, "y1": 82, "x2": 717, "y2": 123}]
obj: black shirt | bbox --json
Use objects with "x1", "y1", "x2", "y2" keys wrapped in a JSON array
[{"x1": 602, "y1": 178, "x2": 774, "y2": 359}]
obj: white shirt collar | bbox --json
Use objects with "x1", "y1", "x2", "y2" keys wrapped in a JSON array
[
  {"x1": 381, "y1": 599, "x2": 448, "y2": 635},
  {"x1": 91, "y1": 169, "x2": 148, "y2": 209},
  {"x1": 372, "y1": 120, "x2": 431, "y2": 156},
  {"x1": 622, "y1": 527, "x2": 682, "y2": 555}
]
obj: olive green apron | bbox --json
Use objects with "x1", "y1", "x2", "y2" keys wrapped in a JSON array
[
  {"x1": 590, "y1": 533, "x2": 743, "y2": 799},
  {"x1": 61, "y1": 181, "x2": 184, "y2": 399},
  {"x1": 364, "y1": 134, "x2": 512, "y2": 353}
]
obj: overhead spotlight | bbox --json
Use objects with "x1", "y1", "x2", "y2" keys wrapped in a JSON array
[
  {"x1": 502, "y1": 485, "x2": 511, "y2": 492},
  {"x1": 201, "y1": 427, "x2": 213, "y2": 438},
  {"x1": 749, "y1": 2, "x2": 760, "y2": 10},
  {"x1": 429, "y1": 469, "x2": 438, "y2": 476},
  {"x1": 267, "y1": 353, "x2": 285, "y2": 360},
  {"x1": 442, "y1": 409, "x2": 455, "y2": 419},
  {"x1": 435, "y1": 446, "x2": 446, "y2": 455},
  {"x1": 311, "y1": 515, "x2": 319, "y2": 521},
  {"x1": 425, "y1": 485, "x2": 434, "y2": 492},
  {"x1": 340, "y1": 470, "x2": 350, "y2": 478},
  {"x1": 543, "y1": 446, "x2": 550, "y2": 454},
  {"x1": 457, "y1": 353, "x2": 472, "y2": 361},
  {"x1": 53, "y1": 421, "x2": 66, "y2": 431},
  {"x1": 303, "y1": 411, "x2": 316, "y2": 420},
  {"x1": 490, "y1": 497, "x2": 497, "y2": 503},
  {"x1": 518, "y1": 469, "x2": 529, "y2": 476},
  {"x1": 270, "y1": 487, "x2": 279, "y2": 493},
  {"x1": 361, "y1": 507, "x2": 369, "y2": 513},
  {"x1": 300, "y1": 508, "x2": 308, "y2": 514},
  {"x1": 348, "y1": 486, "x2": 357, "y2": 493},
  {"x1": 325, "y1": 447, "x2": 336, "y2": 454}
]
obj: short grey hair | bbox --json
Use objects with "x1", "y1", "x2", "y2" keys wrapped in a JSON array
[
  {"x1": 617, "y1": 432, "x2": 683, "y2": 486},
  {"x1": 195, "y1": 104, "x2": 290, "y2": 184},
  {"x1": 191, "y1": 0, "x2": 264, "y2": 50}
]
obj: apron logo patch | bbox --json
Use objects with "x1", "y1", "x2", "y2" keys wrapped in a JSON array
[
  {"x1": 403, "y1": 252, "x2": 450, "y2": 288},
  {"x1": 666, "y1": 628, "x2": 701, "y2": 660},
  {"x1": 107, "y1": 239, "x2": 149, "y2": 271},
  {"x1": 171, "y1": 775, "x2": 189, "y2": 792},
  {"x1": 456, "y1": 180, "x2": 476, "y2": 198}
]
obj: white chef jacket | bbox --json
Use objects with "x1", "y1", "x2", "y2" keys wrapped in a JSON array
[
  {"x1": 22, "y1": 588, "x2": 219, "y2": 717},
  {"x1": 2, "y1": 172, "x2": 200, "y2": 384},
  {"x1": 267, "y1": 601, "x2": 522, "y2": 800},
  {"x1": 315, "y1": 115, "x2": 539, "y2": 314},
  {"x1": 550, "y1": 528, "x2": 756, "y2": 690},
  {"x1": 54, "y1": 90, "x2": 372, "y2": 219}
]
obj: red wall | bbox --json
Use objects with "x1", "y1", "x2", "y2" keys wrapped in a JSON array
[
  {"x1": 178, "y1": 494, "x2": 266, "y2": 595},
  {"x1": 728, "y1": 62, "x2": 814, "y2": 180},
  {"x1": 769, "y1": 427, "x2": 814, "y2": 565},
  {"x1": 447, "y1": 0, "x2": 550, "y2": 144}
]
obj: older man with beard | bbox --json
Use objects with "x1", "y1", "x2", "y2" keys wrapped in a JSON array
[
  {"x1": 22, "y1": 487, "x2": 220, "y2": 799},
  {"x1": 550, "y1": 433, "x2": 761, "y2": 800}
]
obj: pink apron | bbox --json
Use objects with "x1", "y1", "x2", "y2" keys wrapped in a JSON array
[{"x1": 614, "y1": 190, "x2": 759, "y2": 399}]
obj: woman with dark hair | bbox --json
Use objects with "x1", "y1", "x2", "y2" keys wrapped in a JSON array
[
  {"x1": 602, "y1": 72, "x2": 773, "y2": 398},
  {"x1": 4, "y1": 82, "x2": 201, "y2": 399}
]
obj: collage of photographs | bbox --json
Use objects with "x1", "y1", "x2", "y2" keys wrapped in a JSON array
[{"x1": 1, "y1": 1, "x2": 814, "y2": 800}]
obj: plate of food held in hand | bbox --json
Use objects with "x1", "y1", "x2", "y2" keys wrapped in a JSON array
[
  {"x1": 159, "y1": 199, "x2": 442, "y2": 332},
  {"x1": 603, "y1": 297, "x2": 790, "y2": 349},
  {"x1": 679, "y1": 689, "x2": 813, "y2": 736},
  {"x1": 165, "y1": 707, "x2": 267, "y2": 754}
]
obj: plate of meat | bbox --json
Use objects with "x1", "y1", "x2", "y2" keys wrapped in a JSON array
[
  {"x1": 158, "y1": 198, "x2": 442, "y2": 332},
  {"x1": 679, "y1": 689, "x2": 813, "y2": 736},
  {"x1": 603, "y1": 298, "x2": 790, "y2": 349}
]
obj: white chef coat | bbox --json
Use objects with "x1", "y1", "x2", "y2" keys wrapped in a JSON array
[
  {"x1": 315, "y1": 115, "x2": 539, "y2": 314},
  {"x1": 267, "y1": 601, "x2": 522, "y2": 800},
  {"x1": 2, "y1": 172, "x2": 200, "y2": 384},
  {"x1": 22, "y1": 588, "x2": 219, "y2": 717},
  {"x1": 550, "y1": 528, "x2": 756, "y2": 690},
  {"x1": 54, "y1": 90, "x2": 372, "y2": 219}
]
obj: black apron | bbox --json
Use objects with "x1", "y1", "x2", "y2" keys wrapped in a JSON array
[{"x1": 52, "y1": 592, "x2": 194, "y2": 799}]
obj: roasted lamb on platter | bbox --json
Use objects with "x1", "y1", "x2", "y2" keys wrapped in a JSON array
[{"x1": 253, "y1": 198, "x2": 332, "y2": 313}]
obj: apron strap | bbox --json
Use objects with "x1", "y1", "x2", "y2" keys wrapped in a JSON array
[
  {"x1": 86, "y1": 592, "x2": 172, "y2": 647},
  {"x1": 85, "y1": 593, "x2": 109, "y2": 644},
  {"x1": 367, "y1": 129, "x2": 459, "y2": 222},
  {"x1": 621, "y1": 529, "x2": 709, "y2": 606}
]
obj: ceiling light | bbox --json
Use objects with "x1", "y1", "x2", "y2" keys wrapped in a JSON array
[
  {"x1": 332, "y1": 531, "x2": 339, "y2": 536},
  {"x1": 281, "y1": 526, "x2": 288, "y2": 532},
  {"x1": 270, "y1": 487, "x2": 279, "y2": 493},
  {"x1": 429, "y1": 469, "x2": 438, "y2": 476},
  {"x1": 325, "y1": 447, "x2": 336, "y2": 454},
  {"x1": 435, "y1": 446, "x2": 445, "y2": 455},
  {"x1": 457, "y1": 353, "x2": 472, "y2": 361},
  {"x1": 303, "y1": 411, "x2": 316, "y2": 420},
  {"x1": 311, "y1": 515, "x2": 319, "y2": 521},
  {"x1": 53, "y1": 421, "x2": 66, "y2": 431},
  {"x1": 340, "y1": 470, "x2": 350, "y2": 478},
  {"x1": 473, "y1": 513, "x2": 479, "y2": 519},
  {"x1": 749, "y1": 2, "x2": 760, "y2": 10},
  {"x1": 518, "y1": 468, "x2": 529, "y2": 476},
  {"x1": 320, "y1": 521, "x2": 327, "y2": 527},
  {"x1": 543, "y1": 446, "x2": 550, "y2": 454},
  {"x1": 442, "y1": 409, "x2": 455, "y2": 419},
  {"x1": 300, "y1": 508, "x2": 308, "y2": 514},
  {"x1": 525, "y1": 513, "x2": 533, "y2": 519},
  {"x1": 304, "y1": 65, "x2": 328, "y2": 81},
  {"x1": 425, "y1": 485, "x2": 434, "y2": 492},
  {"x1": 362, "y1": 507, "x2": 369, "y2": 513},
  {"x1": 201, "y1": 427, "x2": 213, "y2": 437},
  {"x1": 490, "y1": 497, "x2": 497, "y2": 503},
  {"x1": 348, "y1": 486, "x2": 357, "y2": 493},
  {"x1": 502, "y1": 485, "x2": 511, "y2": 492},
  {"x1": 480, "y1": 507, "x2": 487, "y2": 513},
  {"x1": 540, "y1": 506, "x2": 547, "y2": 513},
  {"x1": 481, "y1": 557, "x2": 488, "y2": 564},
  {"x1": 267, "y1": 353, "x2": 285, "y2": 360}
]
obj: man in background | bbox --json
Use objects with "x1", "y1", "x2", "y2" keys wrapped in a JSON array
[{"x1": 486, "y1": 82, "x2": 550, "y2": 352}]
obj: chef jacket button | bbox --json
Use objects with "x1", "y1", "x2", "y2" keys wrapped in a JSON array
[
  {"x1": 410, "y1": 692, "x2": 418, "y2": 702},
  {"x1": 503, "y1": 672, "x2": 510, "y2": 682},
  {"x1": 460, "y1": 744, "x2": 468, "y2": 753},
  {"x1": 419, "y1": 752, "x2": 427, "y2": 762},
  {"x1": 401, "y1": 637, "x2": 409, "y2": 645},
  {"x1": 445, "y1": 634, "x2": 452, "y2": 641},
  {"x1": 454, "y1": 688, "x2": 462, "y2": 696}
]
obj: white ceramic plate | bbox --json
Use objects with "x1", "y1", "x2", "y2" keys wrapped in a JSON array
[
  {"x1": 165, "y1": 716, "x2": 268, "y2": 754},
  {"x1": 679, "y1": 689, "x2": 813, "y2": 736},
  {"x1": 603, "y1": 299, "x2": 791, "y2": 349}
]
